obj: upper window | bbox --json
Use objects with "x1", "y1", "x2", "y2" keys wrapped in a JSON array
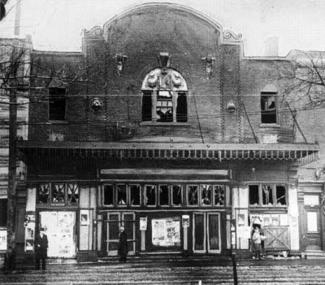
[
  {"x1": 49, "y1": 87, "x2": 66, "y2": 121},
  {"x1": 141, "y1": 68, "x2": 188, "y2": 123},
  {"x1": 249, "y1": 184, "x2": 287, "y2": 207},
  {"x1": 0, "y1": 199, "x2": 7, "y2": 227},
  {"x1": 261, "y1": 92, "x2": 277, "y2": 124},
  {"x1": 37, "y1": 183, "x2": 79, "y2": 206}
]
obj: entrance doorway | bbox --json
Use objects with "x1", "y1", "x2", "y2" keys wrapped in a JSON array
[
  {"x1": 106, "y1": 212, "x2": 135, "y2": 256},
  {"x1": 193, "y1": 212, "x2": 221, "y2": 253},
  {"x1": 302, "y1": 194, "x2": 322, "y2": 250}
]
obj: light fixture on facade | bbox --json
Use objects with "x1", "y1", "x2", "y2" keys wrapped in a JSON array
[
  {"x1": 158, "y1": 52, "x2": 170, "y2": 68},
  {"x1": 226, "y1": 100, "x2": 236, "y2": 113},
  {"x1": 114, "y1": 54, "x2": 128, "y2": 75},
  {"x1": 201, "y1": 55, "x2": 216, "y2": 79}
]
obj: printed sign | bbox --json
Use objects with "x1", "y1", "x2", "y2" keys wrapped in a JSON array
[
  {"x1": 182, "y1": 215, "x2": 190, "y2": 228},
  {"x1": 152, "y1": 217, "x2": 181, "y2": 247},
  {"x1": 80, "y1": 210, "x2": 89, "y2": 226},
  {"x1": 140, "y1": 217, "x2": 147, "y2": 231}
]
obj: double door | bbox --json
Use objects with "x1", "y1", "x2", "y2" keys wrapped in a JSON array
[
  {"x1": 106, "y1": 212, "x2": 135, "y2": 256},
  {"x1": 193, "y1": 212, "x2": 221, "y2": 253}
]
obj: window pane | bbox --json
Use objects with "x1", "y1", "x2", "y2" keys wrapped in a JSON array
[
  {"x1": 159, "y1": 185, "x2": 169, "y2": 206},
  {"x1": 142, "y1": 91, "x2": 152, "y2": 121},
  {"x1": 130, "y1": 185, "x2": 140, "y2": 206},
  {"x1": 176, "y1": 92, "x2": 187, "y2": 122},
  {"x1": 262, "y1": 184, "x2": 273, "y2": 205},
  {"x1": 275, "y1": 185, "x2": 286, "y2": 205},
  {"x1": 172, "y1": 185, "x2": 182, "y2": 206},
  {"x1": 37, "y1": 184, "x2": 50, "y2": 204},
  {"x1": 145, "y1": 185, "x2": 156, "y2": 206},
  {"x1": 188, "y1": 185, "x2": 198, "y2": 205},
  {"x1": 52, "y1": 184, "x2": 65, "y2": 203},
  {"x1": 0, "y1": 199, "x2": 7, "y2": 227},
  {"x1": 117, "y1": 184, "x2": 127, "y2": 205},
  {"x1": 49, "y1": 87, "x2": 66, "y2": 120},
  {"x1": 249, "y1": 185, "x2": 259, "y2": 206},
  {"x1": 214, "y1": 185, "x2": 225, "y2": 206},
  {"x1": 261, "y1": 93, "x2": 277, "y2": 124},
  {"x1": 194, "y1": 214, "x2": 204, "y2": 250},
  {"x1": 201, "y1": 185, "x2": 212, "y2": 206},
  {"x1": 67, "y1": 184, "x2": 79, "y2": 205},
  {"x1": 103, "y1": 185, "x2": 114, "y2": 206}
]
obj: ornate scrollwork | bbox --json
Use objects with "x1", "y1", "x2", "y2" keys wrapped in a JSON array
[{"x1": 223, "y1": 30, "x2": 242, "y2": 42}]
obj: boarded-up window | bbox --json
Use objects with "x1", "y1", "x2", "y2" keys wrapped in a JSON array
[{"x1": 49, "y1": 87, "x2": 66, "y2": 121}]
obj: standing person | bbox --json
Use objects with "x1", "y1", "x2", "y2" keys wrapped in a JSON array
[
  {"x1": 35, "y1": 228, "x2": 48, "y2": 270},
  {"x1": 251, "y1": 226, "x2": 262, "y2": 260},
  {"x1": 118, "y1": 226, "x2": 128, "y2": 263}
]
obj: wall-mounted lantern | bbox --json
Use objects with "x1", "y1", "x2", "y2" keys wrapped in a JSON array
[
  {"x1": 158, "y1": 52, "x2": 170, "y2": 68},
  {"x1": 226, "y1": 100, "x2": 236, "y2": 113},
  {"x1": 91, "y1": 97, "x2": 103, "y2": 112},
  {"x1": 201, "y1": 55, "x2": 216, "y2": 79},
  {"x1": 114, "y1": 54, "x2": 128, "y2": 76}
]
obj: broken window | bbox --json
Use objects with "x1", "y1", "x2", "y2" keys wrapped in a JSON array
[
  {"x1": 214, "y1": 185, "x2": 225, "y2": 206},
  {"x1": 130, "y1": 185, "x2": 140, "y2": 206},
  {"x1": 201, "y1": 185, "x2": 212, "y2": 206},
  {"x1": 67, "y1": 184, "x2": 79, "y2": 205},
  {"x1": 144, "y1": 185, "x2": 156, "y2": 206},
  {"x1": 262, "y1": 184, "x2": 274, "y2": 205},
  {"x1": 159, "y1": 185, "x2": 169, "y2": 206},
  {"x1": 188, "y1": 185, "x2": 199, "y2": 205},
  {"x1": 156, "y1": 91, "x2": 173, "y2": 122},
  {"x1": 103, "y1": 185, "x2": 114, "y2": 206},
  {"x1": 261, "y1": 92, "x2": 277, "y2": 124},
  {"x1": 52, "y1": 184, "x2": 65, "y2": 203},
  {"x1": 249, "y1": 185, "x2": 259, "y2": 206},
  {"x1": 275, "y1": 185, "x2": 286, "y2": 205},
  {"x1": 49, "y1": 87, "x2": 66, "y2": 121},
  {"x1": 37, "y1": 184, "x2": 50, "y2": 204},
  {"x1": 117, "y1": 184, "x2": 127, "y2": 205},
  {"x1": 172, "y1": 185, "x2": 182, "y2": 206}
]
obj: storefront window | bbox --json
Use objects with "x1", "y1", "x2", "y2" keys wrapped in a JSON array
[
  {"x1": 172, "y1": 185, "x2": 182, "y2": 206},
  {"x1": 201, "y1": 185, "x2": 212, "y2": 206},
  {"x1": 276, "y1": 185, "x2": 286, "y2": 205},
  {"x1": 103, "y1": 185, "x2": 114, "y2": 206},
  {"x1": 52, "y1": 184, "x2": 65, "y2": 203},
  {"x1": 188, "y1": 185, "x2": 199, "y2": 205},
  {"x1": 249, "y1": 184, "x2": 287, "y2": 207},
  {"x1": 159, "y1": 185, "x2": 169, "y2": 206},
  {"x1": 130, "y1": 185, "x2": 140, "y2": 206},
  {"x1": 117, "y1": 184, "x2": 127, "y2": 205},
  {"x1": 144, "y1": 185, "x2": 156, "y2": 206},
  {"x1": 67, "y1": 184, "x2": 79, "y2": 205},
  {"x1": 37, "y1": 184, "x2": 50, "y2": 204},
  {"x1": 214, "y1": 185, "x2": 225, "y2": 206},
  {"x1": 262, "y1": 184, "x2": 273, "y2": 206}
]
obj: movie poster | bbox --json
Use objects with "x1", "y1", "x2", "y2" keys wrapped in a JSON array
[{"x1": 152, "y1": 217, "x2": 180, "y2": 247}]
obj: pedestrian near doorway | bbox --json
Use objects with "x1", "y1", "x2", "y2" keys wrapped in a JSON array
[
  {"x1": 35, "y1": 228, "x2": 48, "y2": 270},
  {"x1": 118, "y1": 226, "x2": 128, "y2": 263},
  {"x1": 251, "y1": 226, "x2": 262, "y2": 260}
]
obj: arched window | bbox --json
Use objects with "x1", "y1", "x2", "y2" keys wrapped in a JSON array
[{"x1": 141, "y1": 68, "x2": 188, "y2": 123}]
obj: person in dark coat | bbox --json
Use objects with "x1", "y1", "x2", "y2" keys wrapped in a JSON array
[
  {"x1": 118, "y1": 226, "x2": 128, "y2": 263},
  {"x1": 35, "y1": 228, "x2": 48, "y2": 270}
]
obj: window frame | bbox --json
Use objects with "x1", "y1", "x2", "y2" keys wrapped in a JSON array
[
  {"x1": 158, "y1": 184, "x2": 170, "y2": 207},
  {"x1": 129, "y1": 184, "x2": 141, "y2": 207},
  {"x1": 187, "y1": 184, "x2": 199, "y2": 207},
  {"x1": 260, "y1": 92, "x2": 277, "y2": 124},
  {"x1": 116, "y1": 184, "x2": 128, "y2": 207},
  {"x1": 248, "y1": 183, "x2": 288, "y2": 207},
  {"x1": 144, "y1": 184, "x2": 157, "y2": 207},
  {"x1": 200, "y1": 184, "x2": 213, "y2": 207},
  {"x1": 102, "y1": 184, "x2": 115, "y2": 207},
  {"x1": 171, "y1": 184, "x2": 183, "y2": 207}
]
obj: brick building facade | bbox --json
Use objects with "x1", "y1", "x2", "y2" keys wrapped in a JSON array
[{"x1": 7, "y1": 3, "x2": 320, "y2": 262}]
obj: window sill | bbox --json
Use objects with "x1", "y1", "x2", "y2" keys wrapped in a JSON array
[
  {"x1": 140, "y1": 122, "x2": 190, "y2": 127},
  {"x1": 259, "y1": 123, "x2": 280, "y2": 128},
  {"x1": 48, "y1": 120, "x2": 68, "y2": 125}
]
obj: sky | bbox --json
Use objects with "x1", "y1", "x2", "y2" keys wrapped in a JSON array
[{"x1": 0, "y1": 0, "x2": 325, "y2": 56}]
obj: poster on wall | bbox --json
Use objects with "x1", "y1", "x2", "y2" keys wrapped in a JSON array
[
  {"x1": 0, "y1": 229, "x2": 7, "y2": 251},
  {"x1": 24, "y1": 214, "x2": 35, "y2": 252},
  {"x1": 80, "y1": 210, "x2": 89, "y2": 226},
  {"x1": 152, "y1": 217, "x2": 181, "y2": 247},
  {"x1": 40, "y1": 211, "x2": 76, "y2": 258}
]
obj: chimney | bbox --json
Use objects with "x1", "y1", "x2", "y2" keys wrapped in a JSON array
[{"x1": 264, "y1": 36, "x2": 279, "y2": 57}]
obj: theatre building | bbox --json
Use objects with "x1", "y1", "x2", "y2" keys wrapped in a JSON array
[{"x1": 16, "y1": 3, "x2": 319, "y2": 261}]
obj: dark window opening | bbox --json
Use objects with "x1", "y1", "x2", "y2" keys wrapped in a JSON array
[
  {"x1": 117, "y1": 184, "x2": 127, "y2": 205},
  {"x1": 176, "y1": 92, "x2": 187, "y2": 122},
  {"x1": 145, "y1": 185, "x2": 156, "y2": 206},
  {"x1": 201, "y1": 185, "x2": 212, "y2": 205},
  {"x1": 249, "y1": 185, "x2": 259, "y2": 206},
  {"x1": 49, "y1": 87, "x2": 66, "y2": 121},
  {"x1": 52, "y1": 184, "x2": 65, "y2": 203},
  {"x1": 188, "y1": 185, "x2": 198, "y2": 205},
  {"x1": 130, "y1": 185, "x2": 140, "y2": 206},
  {"x1": 0, "y1": 199, "x2": 7, "y2": 227},
  {"x1": 142, "y1": 91, "x2": 152, "y2": 121},
  {"x1": 103, "y1": 185, "x2": 114, "y2": 206},
  {"x1": 67, "y1": 184, "x2": 79, "y2": 205},
  {"x1": 37, "y1": 184, "x2": 50, "y2": 204},
  {"x1": 262, "y1": 184, "x2": 274, "y2": 205},
  {"x1": 261, "y1": 93, "x2": 277, "y2": 124},
  {"x1": 159, "y1": 185, "x2": 169, "y2": 206},
  {"x1": 172, "y1": 185, "x2": 182, "y2": 206},
  {"x1": 214, "y1": 185, "x2": 225, "y2": 206},
  {"x1": 156, "y1": 90, "x2": 173, "y2": 122},
  {"x1": 276, "y1": 185, "x2": 286, "y2": 205}
]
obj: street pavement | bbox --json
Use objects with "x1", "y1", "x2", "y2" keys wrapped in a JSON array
[{"x1": 1, "y1": 257, "x2": 325, "y2": 284}]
